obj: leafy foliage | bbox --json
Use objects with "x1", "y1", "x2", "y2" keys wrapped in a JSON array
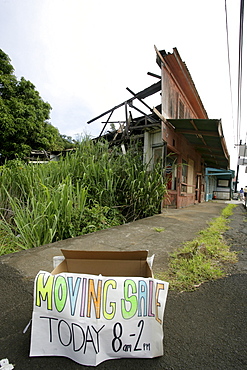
[
  {"x1": 0, "y1": 49, "x2": 70, "y2": 160},
  {"x1": 0, "y1": 138, "x2": 167, "y2": 253}
]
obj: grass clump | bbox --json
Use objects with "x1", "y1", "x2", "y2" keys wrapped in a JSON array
[
  {"x1": 0, "y1": 137, "x2": 166, "y2": 255},
  {"x1": 157, "y1": 204, "x2": 238, "y2": 291},
  {"x1": 153, "y1": 227, "x2": 165, "y2": 232}
]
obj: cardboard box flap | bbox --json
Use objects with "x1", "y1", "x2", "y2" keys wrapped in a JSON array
[
  {"x1": 61, "y1": 249, "x2": 149, "y2": 261},
  {"x1": 52, "y1": 250, "x2": 152, "y2": 277}
]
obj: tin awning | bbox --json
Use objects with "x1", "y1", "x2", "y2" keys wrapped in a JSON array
[{"x1": 167, "y1": 119, "x2": 230, "y2": 169}]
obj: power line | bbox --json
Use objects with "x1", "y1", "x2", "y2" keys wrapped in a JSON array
[
  {"x1": 224, "y1": 0, "x2": 236, "y2": 144},
  {"x1": 225, "y1": 0, "x2": 245, "y2": 146},
  {"x1": 237, "y1": 0, "x2": 244, "y2": 144}
]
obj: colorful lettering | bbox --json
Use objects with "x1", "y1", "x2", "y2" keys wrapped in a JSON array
[
  {"x1": 148, "y1": 280, "x2": 155, "y2": 317},
  {"x1": 54, "y1": 275, "x2": 67, "y2": 312},
  {"x1": 103, "y1": 279, "x2": 117, "y2": 320},
  {"x1": 138, "y1": 280, "x2": 147, "y2": 317},
  {"x1": 67, "y1": 276, "x2": 81, "y2": 316},
  {"x1": 35, "y1": 272, "x2": 54, "y2": 310},
  {"x1": 87, "y1": 279, "x2": 102, "y2": 319},
  {"x1": 155, "y1": 283, "x2": 165, "y2": 324},
  {"x1": 80, "y1": 277, "x2": 87, "y2": 317},
  {"x1": 121, "y1": 279, "x2": 137, "y2": 319}
]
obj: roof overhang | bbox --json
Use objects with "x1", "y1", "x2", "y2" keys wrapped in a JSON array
[
  {"x1": 167, "y1": 118, "x2": 230, "y2": 169},
  {"x1": 205, "y1": 167, "x2": 235, "y2": 179}
]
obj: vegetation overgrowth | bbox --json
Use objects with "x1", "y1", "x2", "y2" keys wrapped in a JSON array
[
  {"x1": 157, "y1": 203, "x2": 238, "y2": 291},
  {"x1": 0, "y1": 137, "x2": 167, "y2": 255},
  {"x1": 0, "y1": 48, "x2": 75, "y2": 160}
]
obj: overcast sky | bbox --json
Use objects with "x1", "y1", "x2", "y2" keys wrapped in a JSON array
[{"x1": 0, "y1": 0, "x2": 246, "y2": 185}]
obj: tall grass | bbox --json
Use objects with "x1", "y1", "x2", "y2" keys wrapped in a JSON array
[{"x1": 0, "y1": 137, "x2": 167, "y2": 254}]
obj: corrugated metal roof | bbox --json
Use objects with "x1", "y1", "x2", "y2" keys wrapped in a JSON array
[{"x1": 168, "y1": 118, "x2": 230, "y2": 169}]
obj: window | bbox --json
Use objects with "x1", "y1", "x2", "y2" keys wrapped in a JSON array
[
  {"x1": 217, "y1": 179, "x2": 229, "y2": 187},
  {"x1": 187, "y1": 159, "x2": 194, "y2": 193},
  {"x1": 165, "y1": 153, "x2": 177, "y2": 190},
  {"x1": 153, "y1": 147, "x2": 163, "y2": 167},
  {"x1": 181, "y1": 160, "x2": 188, "y2": 192},
  {"x1": 181, "y1": 159, "x2": 194, "y2": 193}
]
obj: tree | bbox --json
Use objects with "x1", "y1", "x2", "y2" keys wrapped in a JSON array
[
  {"x1": 60, "y1": 134, "x2": 78, "y2": 149},
  {"x1": 0, "y1": 49, "x2": 66, "y2": 160}
]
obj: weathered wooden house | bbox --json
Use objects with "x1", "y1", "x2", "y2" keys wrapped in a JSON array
[{"x1": 88, "y1": 47, "x2": 234, "y2": 208}]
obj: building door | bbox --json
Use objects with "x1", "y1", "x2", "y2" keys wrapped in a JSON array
[{"x1": 195, "y1": 174, "x2": 202, "y2": 202}]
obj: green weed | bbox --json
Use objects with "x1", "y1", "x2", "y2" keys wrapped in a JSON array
[
  {"x1": 0, "y1": 137, "x2": 166, "y2": 254},
  {"x1": 153, "y1": 227, "x2": 165, "y2": 232},
  {"x1": 156, "y1": 204, "x2": 238, "y2": 291}
]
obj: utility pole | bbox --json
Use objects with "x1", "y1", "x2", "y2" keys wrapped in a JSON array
[{"x1": 234, "y1": 140, "x2": 242, "y2": 193}]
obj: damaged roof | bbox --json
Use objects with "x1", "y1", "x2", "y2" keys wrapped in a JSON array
[{"x1": 88, "y1": 47, "x2": 230, "y2": 170}]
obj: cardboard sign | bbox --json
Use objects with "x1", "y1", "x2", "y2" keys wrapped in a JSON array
[{"x1": 30, "y1": 271, "x2": 169, "y2": 366}]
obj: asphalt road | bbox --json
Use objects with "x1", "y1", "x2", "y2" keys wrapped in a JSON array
[{"x1": 0, "y1": 202, "x2": 246, "y2": 369}]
